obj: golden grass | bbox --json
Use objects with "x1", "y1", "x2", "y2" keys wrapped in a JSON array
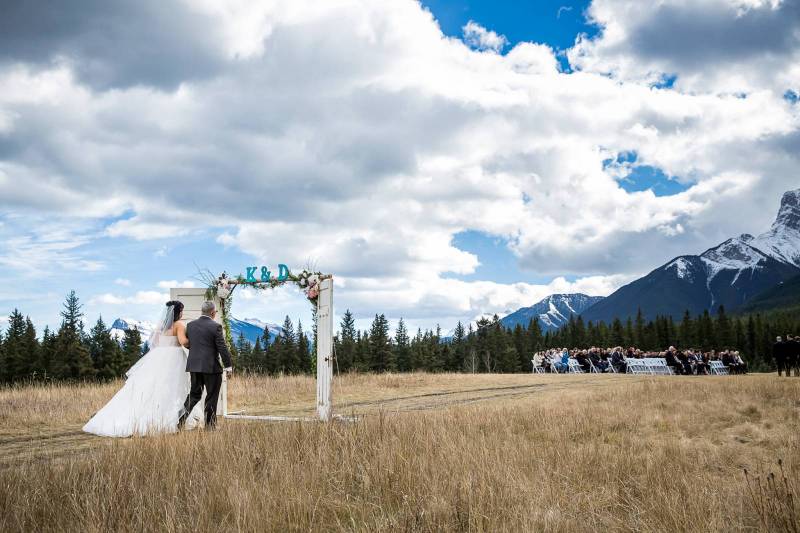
[{"x1": 1, "y1": 373, "x2": 799, "y2": 532}]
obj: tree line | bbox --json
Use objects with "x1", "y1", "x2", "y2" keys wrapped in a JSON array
[
  {"x1": 236, "y1": 305, "x2": 796, "y2": 375},
  {"x1": 2, "y1": 291, "x2": 797, "y2": 383},
  {"x1": 0, "y1": 291, "x2": 144, "y2": 383}
]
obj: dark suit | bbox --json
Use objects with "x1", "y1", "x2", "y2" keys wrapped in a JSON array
[
  {"x1": 773, "y1": 340, "x2": 788, "y2": 376},
  {"x1": 180, "y1": 315, "x2": 233, "y2": 427},
  {"x1": 790, "y1": 340, "x2": 800, "y2": 377}
]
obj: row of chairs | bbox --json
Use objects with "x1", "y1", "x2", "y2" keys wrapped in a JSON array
[{"x1": 531, "y1": 357, "x2": 730, "y2": 375}]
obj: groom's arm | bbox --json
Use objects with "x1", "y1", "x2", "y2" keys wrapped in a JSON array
[{"x1": 214, "y1": 323, "x2": 233, "y2": 368}]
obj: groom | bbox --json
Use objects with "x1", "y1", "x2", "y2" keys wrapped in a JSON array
[{"x1": 178, "y1": 300, "x2": 233, "y2": 430}]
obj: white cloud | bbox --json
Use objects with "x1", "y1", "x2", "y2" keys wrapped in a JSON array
[
  {"x1": 115, "y1": 278, "x2": 131, "y2": 286},
  {"x1": 0, "y1": 216, "x2": 106, "y2": 275},
  {"x1": 568, "y1": 0, "x2": 800, "y2": 94},
  {"x1": 157, "y1": 280, "x2": 196, "y2": 289},
  {"x1": 0, "y1": 0, "x2": 798, "y2": 326},
  {"x1": 90, "y1": 291, "x2": 168, "y2": 306},
  {"x1": 462, "y1": 21, "x2": 508, "y2": 53}
]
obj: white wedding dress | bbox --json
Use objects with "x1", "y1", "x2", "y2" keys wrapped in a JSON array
[{"x1": 83, "y1": 332, "x2": 203, "y2": 437}]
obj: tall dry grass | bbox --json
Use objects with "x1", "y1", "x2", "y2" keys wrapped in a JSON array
[{"x1": 0, "y1": 373, "x2": 798, "y2": 532}]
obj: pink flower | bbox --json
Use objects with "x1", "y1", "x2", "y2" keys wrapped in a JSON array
[{"x1": 307, "y1": 286, "x2": 319, "y2": 299}]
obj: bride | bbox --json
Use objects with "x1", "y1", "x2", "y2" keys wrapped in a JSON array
[{"x1": 83, "y1": 301, "x2": 202, "y2": 437}]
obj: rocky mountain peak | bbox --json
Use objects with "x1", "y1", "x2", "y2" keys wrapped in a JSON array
[
  {"x1": 751, "y1": 188, "x2": 800, "y2": 267},
  {"x1": 774, "y1": 188, "x2": 800, "y2": 231}
]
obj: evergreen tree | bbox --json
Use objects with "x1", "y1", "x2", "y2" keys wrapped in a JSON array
[
  {"x1": 624, "y1": 318, "x2": 635, "y2": 347},
  {"x1": 262, "y1": 326, "x2": 277, "y2": 374},
  {"x1": 354, "y1": 330, "x2": 371, "y2": 372},
  {"x1": 716, "y1": 305, "x2": 733, "y2": 348},
  {"x1": 0, "y1": 330, "x2": 5, "y2": 382},
  {"x1": 634, "y1": 309, "x2": 646, "y2": 347},
  {"x1": 698, "y1": 310, "x2": 715, "y2": 351},
  {"x1": 121, "y1": 327, "x2": 143, "y2": 369},
  {"x1": 610, "y1": 318, "x2": 624, "y2": 347},
  {"x1": 2, "y1": 310, "x2": 28, "y2": 381},
  {"x1": 450, "y1": 321, "x2": 467, "y2": 372},
  {"x1": 526, "y1": 318, "x2": 543, "y2": 355},
  {"x1": 251, "y1": 337, "x2": 265, "y2": 373},
  {"x1": 88, "y1": 316, "x2": 123, "y2": 380},
  {"x1": 513, "y1": 323, "x2": 528, "y2": 371},
  {"x1": 393, "y1": 318, "x2": 411, "y2": 372},
  {"x1": 337, "y1": 310, "x2": 357, "y2": 372},
  {"x1": 52, "y1": 291, "x2": 95, "y2": 380},
  {"x1": 678, "y1": 310, "x2": 694, "y2": 347},
  {"x1": 38, "y1": 326, "x2": 56, "y2": 379},
  {"x1": 235, "y1": 332, "x2": 253, "y2": 371},
  {"x1": 296, "y1": 320, "x2": 311, "y2": 374},
  {"x1": 275, "y1": 316, "x2": 298, "y2": 373},
  {"x1": 368, "y1": 314, "x2": 393, "y2": 372}
]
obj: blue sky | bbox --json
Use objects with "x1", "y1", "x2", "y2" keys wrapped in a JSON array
[
  {"x1": 1, "y1": 0, "x2": 797, "y2": 336},
  {"x1": 422, "y1": 0, "x2": 596, "y2": 54}
]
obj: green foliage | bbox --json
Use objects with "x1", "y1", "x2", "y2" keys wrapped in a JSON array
[
  {"x1": 51, "y1": 291, "x2": 95, "y2": 380},
  {"x1": 121, "y1": 327, "x2": 142, "y2": 370},
  {"x1": 5, "y1": 287, "x2": 799, "y2": 382},
  {"x1": 88, "y1": 316, "x2": 125, "y2": 380},
  {"x1": 369, "y1": 314, "x2": 393, "y2": 372}
]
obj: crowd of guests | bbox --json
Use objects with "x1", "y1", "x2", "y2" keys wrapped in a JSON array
[{"x1": 532, "y1": 345, "x2": 750, "y2": 375}]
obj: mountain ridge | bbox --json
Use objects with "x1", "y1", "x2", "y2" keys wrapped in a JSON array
[
  {"x1": 500, "y1": 293, "x2": 604, "y2": 332},
  {"x1": 580, "y1": 188, "x2": 800, "y2": 323}
]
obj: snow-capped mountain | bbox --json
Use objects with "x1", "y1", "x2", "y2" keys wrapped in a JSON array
[
  {"x1": 580, "y1": 188, "x2": 800, "y2": 323},
  {"x1": 751, "y1": 189, "x2": 800, "y2": 267},
  {"x1": 110, "y1": 318, "x2": 155, "y2": 342},
  {"x1": 500, "y1": 293, "x2": 605, "y2": 332},
  {"x1": 228, "y1": 317, "x2": 283, "y2": 346},
  {"x1": 110, "y1": 316, "x2": 283, "y2": 346}
]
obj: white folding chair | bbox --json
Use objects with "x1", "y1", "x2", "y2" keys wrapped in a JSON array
[
  {"x1": 626, "y1": 358, "x2": 648, "y2": 374},
  {"x1": 709, "y1": 360, "x2": 729, "y2": 375},
  {"x1": 567, "y1": 358, "x2": 584, "y2": 373}
]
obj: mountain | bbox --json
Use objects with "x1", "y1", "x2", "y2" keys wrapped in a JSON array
[
  {"x1": 751, "y1": 189, "x2": 800, "y2": 267},
  {"x1": 580, "y1": 188, "x2": 800, "y2": 323},
  {"x1": 500, "y1": 293, "x2": 605, "y2": 332},
  {"x1": 110, "y1": 318, "x2": 155, "y2": 342},
  {"x1": 110, "y1": 316, "x2": 283, "y2": 346},
  {"x1": 229, "y1": 317, "x2": 283, "y2": 346},
  {"x1": 739, "y1": 273, "x2": 800, "y2": 314}
]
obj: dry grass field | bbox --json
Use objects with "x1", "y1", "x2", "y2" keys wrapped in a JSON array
[{"x1": 0, "y1": 372, "x2": 798, "y2": 532}]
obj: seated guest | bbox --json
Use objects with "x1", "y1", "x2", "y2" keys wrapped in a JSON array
[
  {"x1": 689, "y1": 350, "x2": 709, "y2": 375},
  {"x1": 733, "y1": 351, "x2": 748, "y2": 374},
  {"x1": 575, "y1": 350, "x2": 591, "y2": 373},
  {"x1": 721, "y1": 350, "x2": 736, "y2": 372},
  {"x1": 665, "y1": 349, "x2": 682, "y2": 374},
  {"x1": 589, "y1": 349, "x2": 609, "y2": 372},
  {"x1": 610, "y1": 349, "x2": 626, "y2": 373},
  {"x1": 554, "y1": 349, "x2": 570, "y2": 373},
  {"x1": 532, "y1": 353, "x2": 545, "y2": 371},
  {"x1": 677, "y1": 350, "x2": 693, "y2": 375},
  {"x1": 541, "y1": 352, "x2": 553, "y2": 373}
]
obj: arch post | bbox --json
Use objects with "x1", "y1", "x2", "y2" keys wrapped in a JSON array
[{"x1": 315, "y1": 277, "x2": 334, "y2": 421}]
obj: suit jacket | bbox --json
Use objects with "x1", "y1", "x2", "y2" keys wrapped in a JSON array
[
  {"x1": 773, "y1": 341, "x2": 786, "y2": 361},
  {"x1": 186, "y1": 316, "x2": 233, "y2": 374}
]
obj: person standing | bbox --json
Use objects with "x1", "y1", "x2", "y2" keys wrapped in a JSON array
[
  {"x1": 789, "y1": 335, "x2": 800, "y2": 377},
  {"x1": 178, "y1": 301, "x2": 233, "y2": 429},
  {"x1": 773, "y1": 336, "x2": 788, "y2": 377}
]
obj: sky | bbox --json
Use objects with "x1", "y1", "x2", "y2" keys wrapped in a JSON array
[{"x1": 0, "y1": 0, "x2": 798, "y2": 335}]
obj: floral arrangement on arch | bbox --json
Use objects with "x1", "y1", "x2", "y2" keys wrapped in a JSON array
[{"x1": 209, "y1": 269, "x2": 325, "y2": 305}]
